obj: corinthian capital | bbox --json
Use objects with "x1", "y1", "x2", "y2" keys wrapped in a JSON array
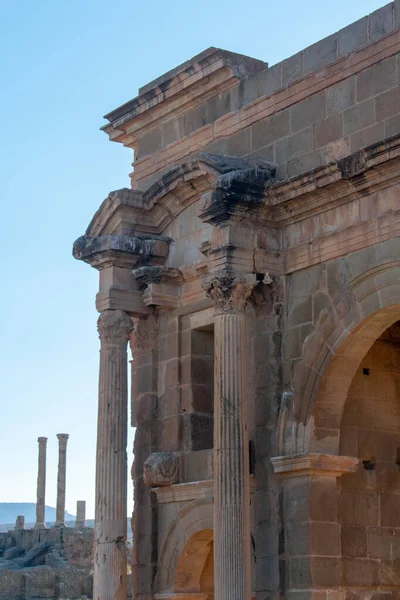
[
  {"x1": 97, "y1": 310, "x2": 134, "y2": 346},
  {"x1": 203, "y1": 270, "x2": 257, "y2": 314}
]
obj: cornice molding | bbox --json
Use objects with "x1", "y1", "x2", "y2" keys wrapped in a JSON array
[
  {"x1": 82, "y1": 134, "x2": 400, "y2": 242},
  {"x1": 153, "y1": 476, "x2": 256, "y2": 503},
  {"x1": 72, "y1": 234, "x2": 170, "y2": 269},
  {"x1": 271, "y1": 453, "x2": 359, "y2": 478}
]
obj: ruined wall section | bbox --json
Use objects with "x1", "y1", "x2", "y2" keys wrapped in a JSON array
[{"x1": 130, "y1": 2, "x2": 400, "y2": 190}]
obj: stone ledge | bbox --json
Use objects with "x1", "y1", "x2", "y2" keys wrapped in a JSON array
[
  {"x1": 271, "y1": 453, "x2": 359, "y2": 477},
  {"x1": 154, "y1": 594, "x2": 208, "y2": 600},
  {"x1": 153, "y1": 476, "x2": 256, "y2": 503}
]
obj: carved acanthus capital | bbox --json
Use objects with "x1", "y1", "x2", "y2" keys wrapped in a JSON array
[
  {"x1": 143, "y1": 452, "x2": 180, "y2": 487},
  {"x1": 202, "y1": 270, "x2": 257, "y2": 314},
  {"x1": 97, "y1": 310, "x2": 134, "y2": 347}
]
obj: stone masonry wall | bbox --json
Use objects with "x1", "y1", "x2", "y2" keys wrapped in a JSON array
[{"x1": 133, "y1": 2, "x2": 400, "y2": 189}]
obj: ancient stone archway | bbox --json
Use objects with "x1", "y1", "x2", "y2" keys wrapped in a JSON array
[
  {"x1": 155, "y1": 499, "x2": 213, "y2": 594},
  {"x1": 280, "y1": 261, "x2": 400, "y2": 456},
  {"x1": 174, "y1": 529, "x2": 214, "y2": 597}
]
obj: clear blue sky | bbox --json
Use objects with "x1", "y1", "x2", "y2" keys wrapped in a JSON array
[{"x1": 0, "y1": 0, "x2": 387, "y2": 519}]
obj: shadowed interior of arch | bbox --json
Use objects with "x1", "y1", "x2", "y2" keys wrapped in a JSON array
[
  {"x1": 308, "y1": 306, "x2": 400, "y2": 454},
  {"x1": 337, "y1": 320, "x2": 400, "y2": 591},
  {"x1": 173, "y1": 529, "x2": 214, "y2": 598}
]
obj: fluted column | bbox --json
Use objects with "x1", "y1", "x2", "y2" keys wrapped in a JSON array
[
  {"x1": 205, "y1": 273, "x2": 256, "y2": 600},
  {"x1": 34, "y1": 436, "x2": 47, "y2": 529},
  {"x1": 94, "y1": 309, "x2": 133, "y2": 600},
  {"x1": 55, "y1": 433, "x2": 69, "y2": 527}
]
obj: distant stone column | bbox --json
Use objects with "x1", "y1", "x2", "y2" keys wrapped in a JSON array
[
  {"x1": 94, "y1": 310, "x2": 133, "y2": 600},
  {"x1": 55, "y1": 433, "x2": 69, "y2": 527},
  {"x1": 34, "y1": 436, "x2": 47, "y2": 529},
  {"x1": 75, "y1": 501, "x2": 87, "y2": 528},
  {"x1": 205, "y1": 273, "x2": 256, "y2": 600},
  {"x1": 15, "y1": 515, "x2": 25, "y2": 530}
]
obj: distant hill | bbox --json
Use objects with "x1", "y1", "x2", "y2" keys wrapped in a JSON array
[{"x1": 0, "y1": 503, "x2": 75, "y2": 525}]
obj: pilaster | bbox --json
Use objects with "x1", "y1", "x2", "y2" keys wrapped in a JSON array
[{"x1": 271, "y1": 453, "x2": 359, "y2": 599}]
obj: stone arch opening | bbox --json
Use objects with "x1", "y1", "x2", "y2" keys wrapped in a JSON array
[
  {"x1": 282, "y1": 260, "x2": 400, "y2": 456},
  {"x1": 308, "y1": 305, "x2": 400, "y2": 455},
  {"x1": 173, "y1": 529, "x2": 214, "y2": 598},
  {"x1": 338, "y1": 320, "x2": 400, "y2": 592}
]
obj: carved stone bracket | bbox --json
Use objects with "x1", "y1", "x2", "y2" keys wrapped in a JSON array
[
  {"x1": 202, "y1": 269, "x2": 258, "y2": 314},
  {"x1": 132, "y1": 266, "x2": 183, "y2": 309},
  {"x1": 143, "y1": 452, "x2": 180, "y2": 487},
  {"x1": 198, "y1": 153, "x2": 276, "y2": 225}
]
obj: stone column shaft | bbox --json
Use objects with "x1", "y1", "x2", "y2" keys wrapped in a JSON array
[
  {"x1": 75, "y1": 500, "x2": 87, "y2": 528},
  {"x1": 35, "y1": 436, "x2": 47, "y2": 529},
  {"x1": 205, "y1": 274, "x2": 256, "y2": 600},
  {"x1": 55, "y1": 433, "x2": 69, "y2": 527},
  {"x1": 214, "y1": 312, "x2": 251, "y2": 600},
  {"x1": 94, "y1": 310, "x2": 133, "y2": 600}
]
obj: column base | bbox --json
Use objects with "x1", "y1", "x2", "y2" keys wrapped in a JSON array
[
  {"x1": 33, "y1": 523, "x2": 47, "y2": 529},
  {"x1": 53, "y1": 522, "x2": 67, "y2": 528}
]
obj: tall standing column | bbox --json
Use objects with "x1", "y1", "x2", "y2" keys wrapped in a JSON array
[
  {"x1": 55, "y1": 433, "x2": 69, "y2": 527},
  {"x1": 34, "y1": 436, "x2": 47, "y2": 529},
  {"x1": 94, "y1": 310, "x2": 133, "y2": 600},
  {"x1": 205, "y1": 274, "x2": 255, "y2": 600}
]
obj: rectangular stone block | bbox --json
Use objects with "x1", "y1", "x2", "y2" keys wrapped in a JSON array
[
  {"x1": 290, "y1": 91, "x2": 326, "y2": 133},
  {"x1": 381, "y1": 494, "x2": 400, "y2": 527},
  {"x1": 342, "y1": 557, "x2": 380, "y2": 586},
  {"x1": 327, "y1": 77, "x2": 355, "y2": 116},
  {"x1": 376, "y1": 87, "x2": 400, "y2": 121},
  {"x1": 282, "y1": 51, "x2": 304, "y2": 87},
  {"x1": 356, "y1": 56, "x2": 397, "y2": 103},
  {"x1": 137, "y1": 127, "x2": 162, "y2": 159},
  {"x1": 396, "y1": 0, "x2": 400, "y2": 29},
  {"x1": 182, "y1": 103, "x2": 207, "y2": 136},
  {"x1": 304, "y1": 34, "x2": 338, "y2": 75},
  {"x1": 368, "y1": 3, "x2": 394, "y2": 42},
  {"x1": 367, "y1": 526, "x2": 400, "y2": 559},
  {"x1": 251, "y1": 110, "x2": 290, "y2": 151},
  {"x1": 350, "y1": 122, "x2": 385, "y2": 152},
  {"x1": 256, "y1": 63, "x2": 282, "y2": 97},
  {"x1": 343, "y1": 98, "x2": 375, "y2": 135},
  {"x1": 287, "y1": 149, "x2": 324, "y2": 178},
  {"x1": 385, "y1": 112, "x2": 400, "y2": 137},
  {"x1": 339, "y1": 490, "x2": 379, "y2": 526},
  {"x1": 206, "y1": 87, "x2": 240, "y2": 123},
  {"x1": 310, "y1": 521, "x2": 341, "y2": 556},
  {"x1": 315, "y1": 114, "x2": 343, "y2": 148},
  {"x1": 290, "y1": 557, "x2": 340, "y2": 588},
  {"x1": 162, "y1": 119, "x2": 180, "y2": 147},
  {"x1": 338, "y1": 17, "x2": 368, "y2": 57},
  {"x1": 341, "y1": 526, "x2": 367, "y2": 557},
  {"x1": 222, "y1": 127, "x2": 250, "y2": 156},
  {"x1": 275, "y1": 127, "x2": 314, "y2": 164}
]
